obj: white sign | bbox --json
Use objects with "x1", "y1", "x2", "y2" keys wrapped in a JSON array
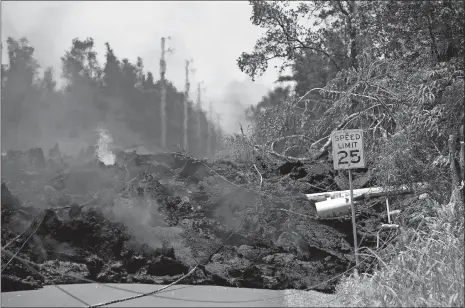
[{"x1": 331, "y1": 129, "x2": 365, "y2": 170}]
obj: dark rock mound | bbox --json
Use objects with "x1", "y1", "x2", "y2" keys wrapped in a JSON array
[{"x1": 278, "y1": 161, "x2": 303, "y2": 176}]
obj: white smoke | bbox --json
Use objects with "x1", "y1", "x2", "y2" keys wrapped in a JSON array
[{"x1": 96, "y1": 126, "x2": 116, "y2": 165}]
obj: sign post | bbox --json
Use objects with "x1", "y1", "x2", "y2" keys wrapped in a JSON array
[{"x1": 331, "y1": 129, "x2": 365, "y2": 269}]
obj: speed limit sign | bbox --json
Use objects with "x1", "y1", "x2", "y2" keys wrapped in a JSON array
[{"x1": 331, "y1": 129, "x2": 365, "y2": 170}]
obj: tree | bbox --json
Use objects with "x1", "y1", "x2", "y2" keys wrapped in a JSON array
[
  {"x1": 40, "y1": 67, "x2": 56, "y2": 93},
  {"x1": 2, "y1": 37, "x2": 40, "y2": 149},
  {"x1": 238, "y1": 0, "x2": 366, "y2": 137},
  {"x1": 102, "y1": 42, "x2": 122, "y2": 95},
  {"x1": 144, "y1": 72, "x2": 155, "y2": 90},
  {"x1": 368, "y1": 1, "x2": 464, "y2": 63},
  {"x1": 1, "y1": 35, "x2": 221, "y2": 157},
  {"x1": 246, "y1": 86, "x2": 291, "y2": 122},
  {"x1": 61, "y1": 38, "x2": 103, "y2": 135},
  {"x1": 135, "y1": 56, "x2": 145, "y2": 90},
  {"x1": 290, "y1": 50, "x2": 339, "y2": 97},
  {"x1": 240, "y1": 0, "x2": 464, "y2": 205},
  {"x1": 237, "y1": 0, "x2": 363, "y2": 81},
  {"x1": 61, "y1": 38, "x2": 100, "y2": 88}
]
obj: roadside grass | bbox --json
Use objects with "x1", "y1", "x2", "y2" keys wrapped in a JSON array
[{"x1": 335, "y1": 198, "x2": 464, "y2": 307}]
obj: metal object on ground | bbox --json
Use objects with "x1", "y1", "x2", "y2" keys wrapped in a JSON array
[
  {"x1": 306, "y1": 183, "x2": 427, "y2": 202},
  {"x1": 315, "y1": 196, "x2": 355, "y2": 218},
  {"x1": 376, "y1": 198, "x2": 401, "y2": 248}
]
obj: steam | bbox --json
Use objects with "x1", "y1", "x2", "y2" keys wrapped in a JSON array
[{"x1": 96, "y1": 126, "x2": 116, "y2": 165}]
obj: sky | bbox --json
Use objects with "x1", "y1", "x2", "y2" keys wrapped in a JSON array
[{"x1": 1, "y1": 1, "x2": 287, "y2": 133}]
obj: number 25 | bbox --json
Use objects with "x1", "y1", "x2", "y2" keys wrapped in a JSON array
[
  {"x1": 338, "y1": 150, "x2": 361, "y2": 164},
  {"x1": 350, "y1": 150, "x2": 361, "y2": 163}
]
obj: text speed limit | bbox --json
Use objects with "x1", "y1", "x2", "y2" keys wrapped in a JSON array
[{"x1": 331, "y1": 129, "x2": 365, "y2": 170}]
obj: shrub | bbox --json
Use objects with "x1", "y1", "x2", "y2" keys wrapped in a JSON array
[{"x1": 335, "y1": 197, "x2": 464, "y2": 307}]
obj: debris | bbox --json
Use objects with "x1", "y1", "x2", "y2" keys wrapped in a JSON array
[{"x1": 1, "y1": 148, "x2": 389, "y2": 293}]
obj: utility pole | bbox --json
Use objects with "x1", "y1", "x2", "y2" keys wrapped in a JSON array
[
  {"x1": 196, "y1": 81, "x2": 205, "y2": 156},
  {"x1": 196, "y1": 82, "x2": 203, "y2": 110},
  {"x1": 159, "y1": 36, "x2": 173, "y2": 150},
  {"x1": 207, "y1": 102, "x2": 214, "y2": 157},
  {"x1": 215, "y1": 112, "x2": 223, "y2": 150},
  {"x1": 183, "y1": 59, "x2": 193, "y2": 151}
]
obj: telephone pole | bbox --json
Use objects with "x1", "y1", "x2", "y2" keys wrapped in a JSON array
[
  {"x1": 196, "y1": 82, "x2": 203, "y2": 110},
  {"x1": 207, "y1": 102, "x2": 214, "y2": 157},
  {"x1": 183, "y1": 59, "x2": 192, "y2": 151},
  {"x1": 196, "y1": 82, "x2": 206, "y2": 157},
  {"x1": 159, "y1": 36, "x2": 173, "y2": 150}
]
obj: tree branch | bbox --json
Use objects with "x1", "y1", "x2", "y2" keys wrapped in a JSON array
[
  {"x1": 272, "y1": 6, "x2": 342, "y2": 70},
  {"x1": 337, "y1": 0, "x2": 350, "y2": 16}
]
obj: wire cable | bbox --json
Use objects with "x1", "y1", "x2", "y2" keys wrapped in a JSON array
[
  {"x1": 2, "y1": 247, "x2": 367, "y2": 306},
  {"x1": 1, "y1": 212, "x2": 46, "y2": 272},
  {"x1": 1, "y1": 249, "x2": 90, "y2": 306},
  {"x1": 1, "y1": 204, "x2": 401, "y2": 308},
  {"x1": 2, "y1": 152, "x2": 400, "y2": 307},
  {"x1": 87, "y1": 266, "x2": 199, "y2": 308},
  {"x1": 1, "y1": 250, "x2": 194, "y2": 297},
  {"x1": 2, "y1": 213, "x2": 43, "y2": 250}
]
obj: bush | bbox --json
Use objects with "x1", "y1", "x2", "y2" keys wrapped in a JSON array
[
  {"x1": 372, "y1": 130, "x2": 451, "y2": 203},
  {"x1": 335, "y1": 197, "x2": 464, "y2": 307},
  {"x1": 215, "y1": 133, "x2": 256, "y2": 163}
]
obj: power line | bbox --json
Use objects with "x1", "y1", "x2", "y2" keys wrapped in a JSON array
[
  {"x1": 2, "y1": 249, "x2": 90, "y2": 306},
  {"x1": 2, "y1": 236, "x2": 394, "y2": 307},
  {"x1": 2, "y1": 213, "x2": 44, "y2": 250},
  {"x1": 1, "y1": 152, "x2": 399, "y2": 306},
  {"x1": 1, "y1": 212, "x2": 46, "y2": 272}
]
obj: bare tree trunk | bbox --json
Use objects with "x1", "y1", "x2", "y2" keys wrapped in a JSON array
[
  {"x1": 460, "y1": 122, "x2": 465, "y2": 206},
  {"x1": 348, "y1": 1, "x2": 358, "y2": 69},
  {"x1": 442, "y1": 0, "x2": 458, "y2": 60},
  {"x1": 427, "y1": 12, "x2": 440, "y2": 61},
  {"x1": 160, "y1": 38, "x2": 167, "y2": 150},
  {"x1": 337, "y1": 0, "x2": 358, "y2": 69},
  {"x1": 448, "y1": 133, "x2": 464, "y2": 209},
  {"x1": 183, "y1": 60, "x2": 190, "y2": 152}
]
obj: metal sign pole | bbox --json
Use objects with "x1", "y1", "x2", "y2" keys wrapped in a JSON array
[
  {"x1": 348, "y1": 169, "x2": 359, "y2": 269},
  {"x1": 330, "y1": 129, "x2": 364, "y2": 271}
]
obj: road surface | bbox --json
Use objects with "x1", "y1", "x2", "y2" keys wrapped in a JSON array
[{"x1": 1, "y1": 283, "x2": 341, "y2": 307}]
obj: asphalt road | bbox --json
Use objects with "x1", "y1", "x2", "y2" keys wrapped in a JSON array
[{"x1": 1, "y1": 283, "x2": 341, "y2": 307}]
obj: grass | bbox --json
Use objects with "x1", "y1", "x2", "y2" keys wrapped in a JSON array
[{"x1": 335, "y1": 197, "x2": 464, "y2": 307}]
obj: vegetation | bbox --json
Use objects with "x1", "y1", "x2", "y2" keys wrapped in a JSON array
[
  {"x1": 1, "y1": 37, "x2": 221, "y2": 158},
  {"x1": 1, "y1": 0, "x2": 464, "y2": 305},
  {"x1": 336, "y1": 198, "x2": 464, "y2": 307},
  {"x1": 236, "y1": 0, "x2": 464, "y2": 306}
]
